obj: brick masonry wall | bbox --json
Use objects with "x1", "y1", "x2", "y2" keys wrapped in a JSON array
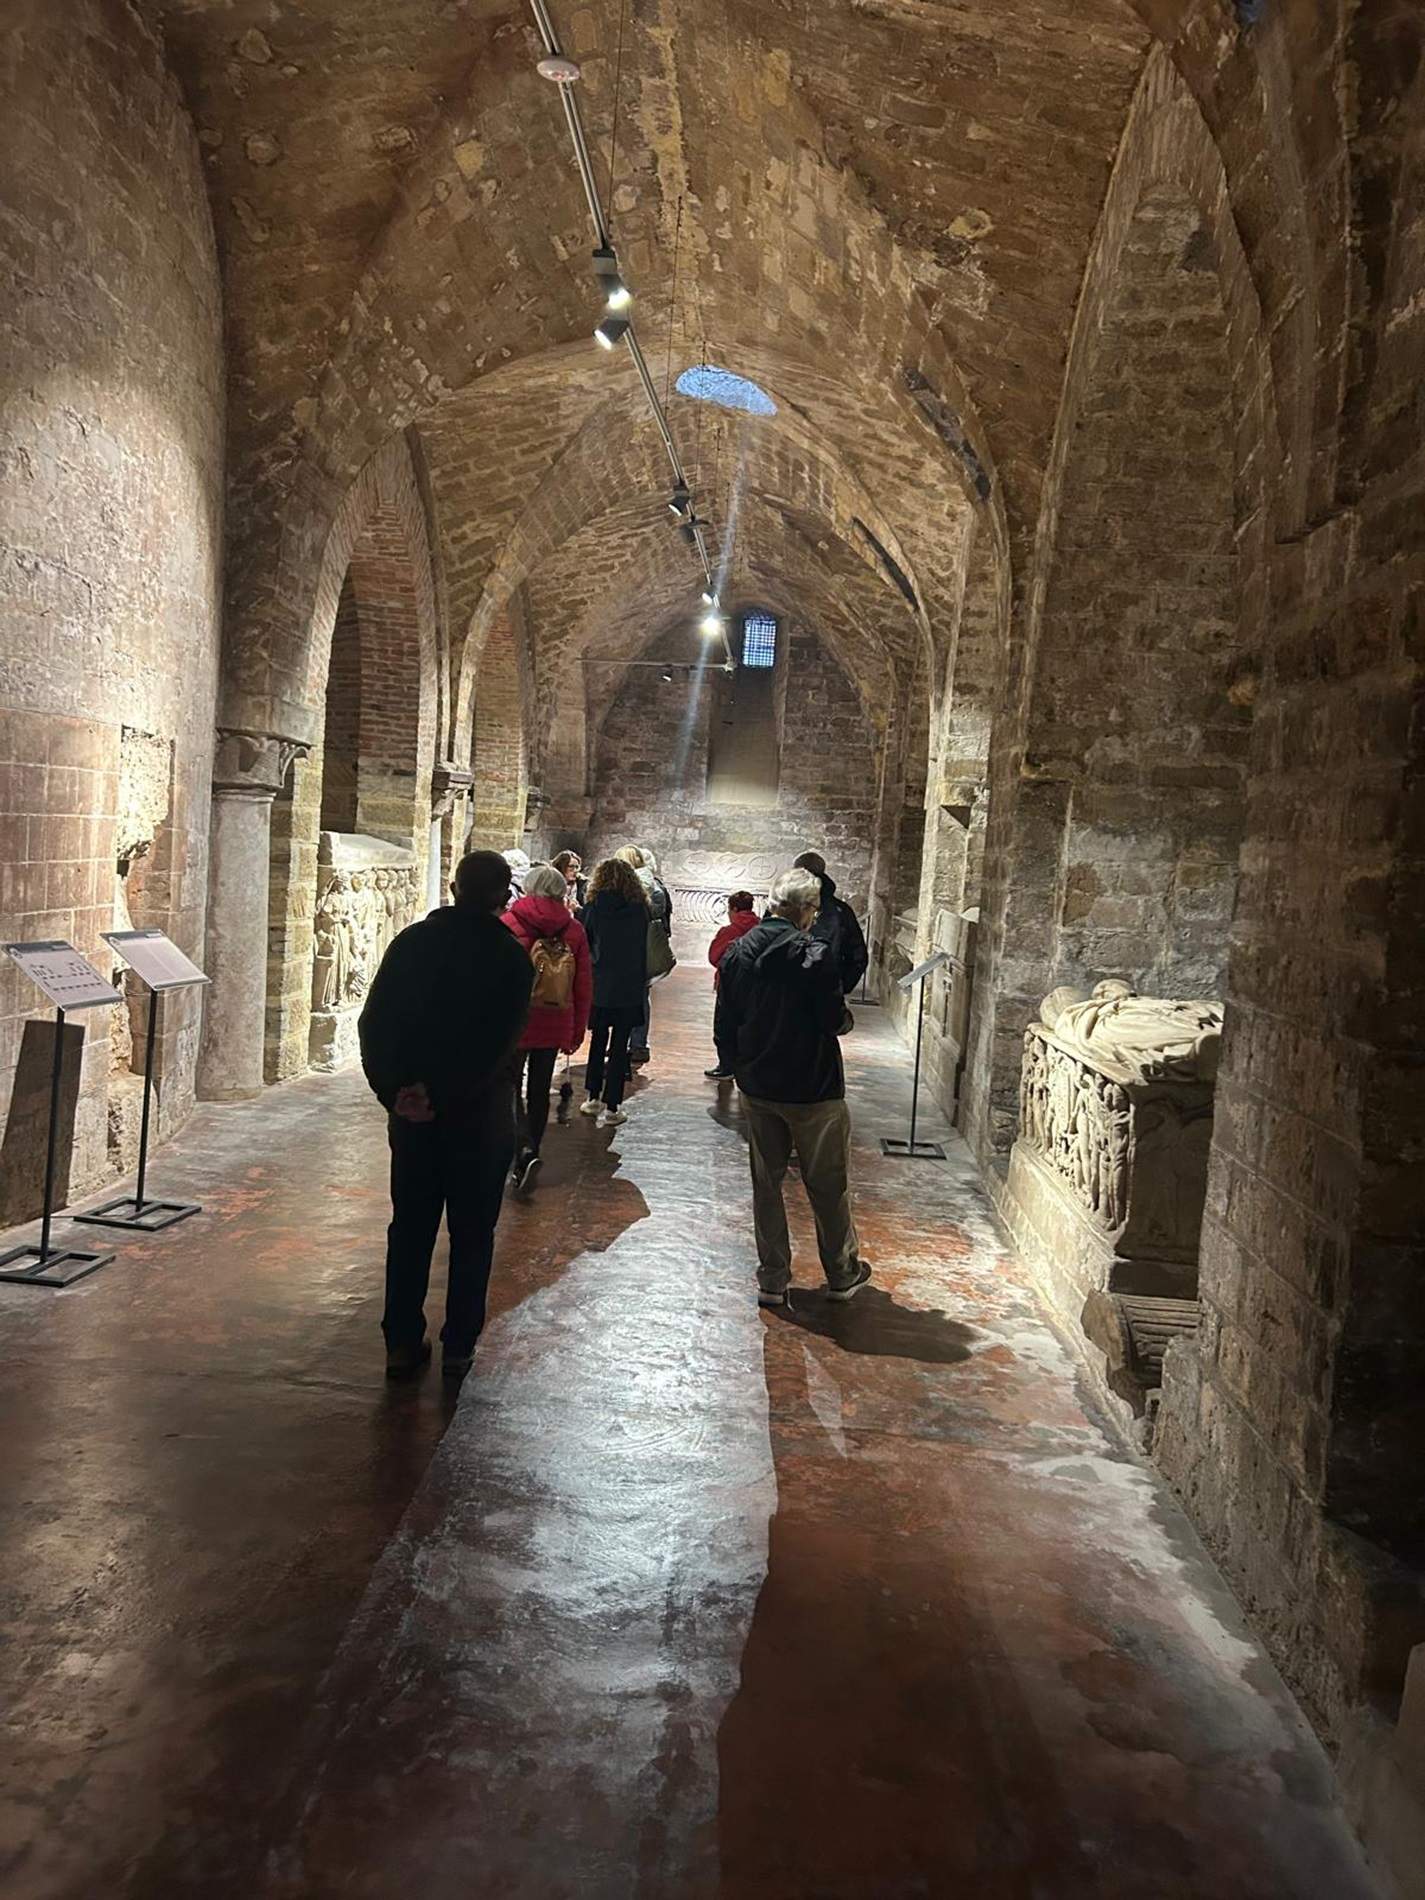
[
  {"x1": 0, "y1": 0, "x2": 223, "y2": 1219},
  {"x1": 586, "y1": 622, "x2": 878, "y2": 917},
  {"x1": 468, "y1": 602, "x2": 528, "y2": 851}
]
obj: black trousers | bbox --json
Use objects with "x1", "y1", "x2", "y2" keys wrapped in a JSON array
[
  {"x1": 713, "y1": 992, "x2": 736, "y2": 1072},
  {"x1": 382, "y1": 1087, "x2": 515, "y2": 1356},
  {"x1": 586, "y1": 1005, "x2": 638, "y2": 1110},
  {"x1": 514, "y1": 1046, "x2": 559, "y2": 1158}
]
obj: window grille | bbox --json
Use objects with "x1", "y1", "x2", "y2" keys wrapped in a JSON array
[{"x1": 741, "y1": 612, "x2": 778, "y2": 670}]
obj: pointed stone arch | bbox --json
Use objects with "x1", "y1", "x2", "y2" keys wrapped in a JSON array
[{"x1": 265, "y1": 434, "x2": 443, "y2": 1080}]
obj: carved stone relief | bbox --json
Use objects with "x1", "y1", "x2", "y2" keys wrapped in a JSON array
[
  {"x1": 1019, "y1": 1030, "x2": 1132, "y2": 1232},
  {"x1": 310, "y1": 833, "x2": 421, "y2": 1070},
  {"x1": 1013, "y1": 976, "x2": 1221, "y2": 1290}
]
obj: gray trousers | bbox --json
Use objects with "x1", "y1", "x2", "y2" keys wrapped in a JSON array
[{"x1": 740, "y1": 1093, "x2": 860, "y2": 1292}]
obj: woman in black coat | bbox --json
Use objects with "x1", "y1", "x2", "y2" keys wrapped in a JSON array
[{"x1": 576, "y1": 857, "x2": 649, "y2": 1126}]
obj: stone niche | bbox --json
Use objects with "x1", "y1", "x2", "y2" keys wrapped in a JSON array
[
  {"x1": 1003, "y1": 982, "x2": 1221, "y2": 1428},
  {"x1": 310, "y1": 833, "x2": 421, "y2": 1072}
]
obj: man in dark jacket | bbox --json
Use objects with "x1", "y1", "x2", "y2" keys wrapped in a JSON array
[
  {"x1": 793, "y1": 851, "x2": 869, "y2": 996},
  {"x1": 717, "y1": 866, "x2": 871, "y2": 1307},
  {"x1": 359, "y1": 849, "x2": 533, "y2": 1379}
]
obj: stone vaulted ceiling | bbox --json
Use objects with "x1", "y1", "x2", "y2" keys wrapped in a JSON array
[{"x1": 141, "y1": 0, "x2": 1156, "y2": 743}]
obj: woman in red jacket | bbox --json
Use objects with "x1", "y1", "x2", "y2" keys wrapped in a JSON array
[
  {"x1": 705, "y1": 891, "x2": 760, "y2": 1080},
  {"x1": 502, "y1": 863, "x2": 593, "y2": 1191}
]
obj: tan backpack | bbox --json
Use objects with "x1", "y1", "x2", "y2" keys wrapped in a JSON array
[{"x1": 529, "y1": 929, "x2": 575, "y2": 1009}]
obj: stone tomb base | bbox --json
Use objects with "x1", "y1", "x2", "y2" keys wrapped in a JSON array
[
  {"x1": 309, "y1": 832, "x2": 421, "y2": 1073},
  {"x1": 1001, "y1": 1022, "x2": 1215, "y2": 1442}
]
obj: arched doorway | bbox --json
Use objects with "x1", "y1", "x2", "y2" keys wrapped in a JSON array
[{"x1": 265, "y1": 441, "x2": 441, "y2": 1080}]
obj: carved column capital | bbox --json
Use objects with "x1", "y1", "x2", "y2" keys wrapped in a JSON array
[
  {"x1": 524, "y1": 785, "x2": 551, "y2": 831},
  {"x1": 212, "y1": 728, "x2": 310, "y2": 799},
  {"x1": 430, "y1": 760, "x2": 474, "y2": 822}
]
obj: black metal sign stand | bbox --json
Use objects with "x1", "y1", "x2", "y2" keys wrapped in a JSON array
[
  {"x1": 880, "y1": 950, "x2": 949, "y2": 1162},
  {"x1": 0, "y1": 1006, "x2": 116, "y2": 1286},
  {"x1": 75, "y1": 986, "x2": 200, "y2": 1232}
]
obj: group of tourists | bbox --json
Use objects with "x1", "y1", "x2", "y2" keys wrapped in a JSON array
[{"x1": 358, "y1": 842, "x2": 871, "y2": 1380}]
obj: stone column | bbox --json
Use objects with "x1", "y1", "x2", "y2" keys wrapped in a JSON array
[
  {"x1": 198, "y1": 730, "x2": 307, "y2": 1102},
  {"x1": 429, "y1": 761, "x2": 474, "y2": 906}
]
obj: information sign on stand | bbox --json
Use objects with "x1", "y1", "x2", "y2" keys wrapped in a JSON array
[
  {"x1": 74, "y1": 931, "x2": 210, "y2": 1234},
  {"x1": 0, "y1": 943, "x2": 122, "y2": 1286},
  {"x1": 879, "y1": 949, "x2": 952, "y2": 1162}
]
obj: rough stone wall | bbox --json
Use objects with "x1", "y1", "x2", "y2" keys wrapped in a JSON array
[
  {"x1": 0, "y1": 0, "x2": 222, "y2": 1218},
  {"x1": 586, "y1": 621, "x2": 877, "y2": 915},
  {"x1": 1156, "y1": 36, "x2": 1425, "y2": 1744},
  {"x1": 1037, "y1": 186, "x2": 1247, "y2": 1000},
  {"x1": 964, "y1": 47, "x2": 1272, "y2": 1177}
]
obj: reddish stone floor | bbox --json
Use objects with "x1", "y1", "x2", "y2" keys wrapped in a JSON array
[{"x1": 0, "y1": 967, "x2": 1379, "y2": 1897}]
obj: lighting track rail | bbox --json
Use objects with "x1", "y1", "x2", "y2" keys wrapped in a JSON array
[{"x1": 529, "y1": 0, "x2": 731, "y2": 663}]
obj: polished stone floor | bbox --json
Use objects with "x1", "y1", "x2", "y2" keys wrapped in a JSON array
[{"x1": 0, "y1": 966, "x2": 1379, "y2": 1898}]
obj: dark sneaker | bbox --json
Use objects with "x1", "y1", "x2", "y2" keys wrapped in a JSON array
[
  {"x1": 442, "y1": 1351, "x2": 474, "y2": 1380},
  {"x1": 705, "y1": 1065, "x2": 734, "y2": 1080},
  {"x1": 629, "y1": 1048, "x2": 650, "y2": 1067},
  {"x1": 385, "y1": 1338, "x2": 432, "y2": 1380},
  {"x1": 757, "y1": 1285, "x2": 792, "y2": 1308},
  {"x1": 514, "y1": 1151, "x2": 541, "y2": 1193},
  {"x1": 826, "y1": 1260, "x2": 872, "y2": 1302}
]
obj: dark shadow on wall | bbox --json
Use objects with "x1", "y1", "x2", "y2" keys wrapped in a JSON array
[
  {"x1": 0, "y1": 1017, "x2": 84, "y2": 1227},
  {"x1": 715, "y1": 1318, "x2": 1099, "y2": 1898}
]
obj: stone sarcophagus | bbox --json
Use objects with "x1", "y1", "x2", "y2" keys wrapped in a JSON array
[
  {"x1": 1003, "y1": 983, "x2": 1221, "y2": 1416},
  {"x1": 310, "y1": 833, "x2": 422, "y2": 1071}
]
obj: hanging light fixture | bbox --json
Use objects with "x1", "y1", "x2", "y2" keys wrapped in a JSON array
[
  {"x1": 594, "y1": 314, "x2": 632, "y2": 350},
  {"x1": 592, "y1": 244, "x2": 632, "y2": 311}
]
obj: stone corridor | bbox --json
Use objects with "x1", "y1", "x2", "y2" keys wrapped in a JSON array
[{"x1": 0, "y1": 968, "x2": 1378, "y2": 1897}]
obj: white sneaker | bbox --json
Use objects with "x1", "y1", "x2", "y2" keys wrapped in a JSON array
[
  {"x1": 597, "y1": 1106, "x2": 628, "y2": 1128},
  {"x1": 579, "y1": 1097, "x2": 602, "y2": 1117}
]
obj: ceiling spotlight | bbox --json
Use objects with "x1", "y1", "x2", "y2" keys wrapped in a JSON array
[
  {"x1": 700, "y1": 587, "x2": 718, "y2": 608},
  {"x1": 592, "y1": 245, "x2": 632, "y2": 312},
  {"x1": 594, "y1": 315, "x2": 631, "y2": 350},
  {"x1": 537, "y1": 55, "x2": 582, "y2": 83},
  {"x1": 679, "y1": 513, "x2": 703, "y2": 547},
  {"x1": 700, "y1": 611, "x2": 724, "y2": 638},
  {"x1": 667, "y1": 484, "x2": 692, "y2": 518},
  {"x1": 661, "y1": 667, "x2": 674, "y2": 683}
]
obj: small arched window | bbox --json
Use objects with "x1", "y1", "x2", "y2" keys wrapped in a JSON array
[
  {"x1": 741, "y1": 612, "x2": 778, "y2": 670},
  {"x1": 674, "y1": 364, "x2": 777, "y2": 416}
]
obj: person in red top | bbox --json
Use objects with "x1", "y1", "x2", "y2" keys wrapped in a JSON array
[
  {"x1": 502, "y1": 863, "x2": 593, "y2": 1192},
  {"x1": 705, "y1": 891, "x2": 760, "y2": 1081}
]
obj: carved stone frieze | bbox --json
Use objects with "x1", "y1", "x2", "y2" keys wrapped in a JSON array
[
  {"x1": 1012, "y1": 1013, "x2": 1217, "y2": 1296},
  {"x1": 310, "y1": 832, "x2": 421, "y2": 1069},
  {"x1": 1019, "y1": 1029, "x2": 1132, "y2": 1231}
]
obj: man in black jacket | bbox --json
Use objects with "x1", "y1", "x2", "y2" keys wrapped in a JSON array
[
  {"x1": 793, "y1": 850, "x2": 869, "y2": 996},
  {"x1": 717, "y1": 866, "x2": 871, "y2": 1308},
  {"x1": 359, "y1": 849, "x2": 533, "y2": 1379}
]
